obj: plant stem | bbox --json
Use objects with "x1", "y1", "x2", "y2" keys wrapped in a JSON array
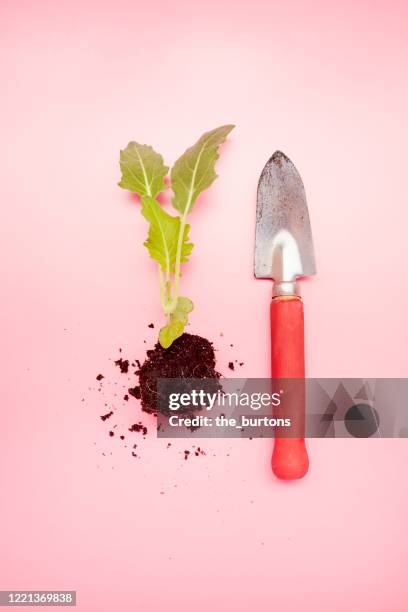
[
  {"x1": 172, "y1": 214, "x2": 187, "y2": 308},
  {"x1": 159, "y1": 265, "x2": 175, "y2": 322}
]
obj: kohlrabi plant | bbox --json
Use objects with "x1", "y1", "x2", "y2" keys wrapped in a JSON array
[{"x1": 118, "y1": 125, "x2": 234, "y2": 348}]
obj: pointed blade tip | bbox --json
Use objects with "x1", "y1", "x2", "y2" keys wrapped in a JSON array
[
  {"x1": 271, "y1": 150, "x2": 289, "y2": 162},
  {"x1": 260, "y1": 151, "x2": 294, "y2": 179}
]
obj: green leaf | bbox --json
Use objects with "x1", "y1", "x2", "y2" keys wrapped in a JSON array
[
  {"x1": 159, "y1": 319, "x2": 184, "y2": 349},
  {"x1": 179, "y1": 224, "x2": 194, "y2": 266},
  {"x1": 119, "y1": 142, "x2": 168, "y2": 198},
  {"x1": 159, "y1": 297, "x2": 194, "y2": 348},
  {"x1": 170, "y1": 296, "x2": 194, "y2": 324},
  {"x1": 141, "y1": 197, "x2": 193, "y2": 272},
  {"x1": 171, "y1": 125, "x2": 234, "y2": 215}
]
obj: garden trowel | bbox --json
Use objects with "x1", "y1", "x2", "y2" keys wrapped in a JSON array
[{"x1": 255, "y1": 151, "x2": 316, "y2": 480}]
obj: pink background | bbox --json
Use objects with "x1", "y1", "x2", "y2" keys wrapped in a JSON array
[{"x1": 1, "y1": 0, "x2": 408, "y2": 610}]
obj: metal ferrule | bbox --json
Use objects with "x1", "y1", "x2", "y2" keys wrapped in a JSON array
[{"x1": 273, "y1": 280, "x2": 300, "y2": 297}]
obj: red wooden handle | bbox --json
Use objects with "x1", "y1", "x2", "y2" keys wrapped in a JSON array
[{"x1": 270, "y1": 297, "x2": 309, "y2": 480}]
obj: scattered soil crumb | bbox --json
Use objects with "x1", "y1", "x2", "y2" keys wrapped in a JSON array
[
  {"x1": 115, "y1": 358, "x2": 129, "y2": 374},
  {"x1": 228, "y1": 362, "x2": 235, "y2": 370},
  {"x1": 129, "y1": 422, "x2": 148, "y2": 436},
  {"x1": 96, "y1": 374, "x2": 104, "y2": 381},
  {"x1": 128, "y1": 386, "x2": 141, "y2": 400},
  {"x1": 100, "y1": 411, "x2": 113, "y2": 421},
  {"x1": 148, "y1": 323, "x2": 154, "y2": 328}
]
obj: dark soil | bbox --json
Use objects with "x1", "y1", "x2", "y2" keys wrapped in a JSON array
[
  {"x1": 92, "y1": 330, "x2": 243, "y2": 461},
  {"x1": 137, "y1": 333, "x2": 221, "y2": 415},
  {"x1": 114, "y1": 358, "x2": 129, "y2": 373},
  {"x1": 128, "y1": 386, "x2": 141, "y2": 400},
  {"x1": 129, "y1": 422, "x2": 148, "y2": 435}
]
